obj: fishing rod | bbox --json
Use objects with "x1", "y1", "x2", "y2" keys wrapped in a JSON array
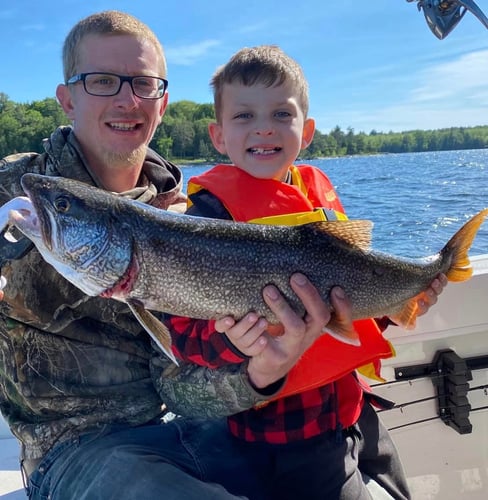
[
  {"x1": 407, "y1": 0, "x2": 488, "y2": 38},
  {"x1": 372, "y1": 349, "x2": 488, "y2": 434}
]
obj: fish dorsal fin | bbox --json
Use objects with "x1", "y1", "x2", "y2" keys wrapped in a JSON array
[{"x1": 306, "y1": 220, "x2": 373, "y2": 251}]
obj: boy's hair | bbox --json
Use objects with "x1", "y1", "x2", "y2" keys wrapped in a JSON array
[
  {"x1": 62, "y1": 10, "x2": 167, "y2": 83},
  {"x1": 211, "y1": 45, "x2": 309, "y2": 122}
]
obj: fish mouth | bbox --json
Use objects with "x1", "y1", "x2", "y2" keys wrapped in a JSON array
[
  {"x1": 19, "y1": 179, "x2": 56, "y2": 252},
  {"x1": 5, "y1": 197, "x2": 46, "y2": 247}
]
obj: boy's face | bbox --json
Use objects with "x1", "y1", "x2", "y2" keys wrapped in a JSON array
[{"x1": 209, "y1": 81, "x2": 315, "y2": 181}]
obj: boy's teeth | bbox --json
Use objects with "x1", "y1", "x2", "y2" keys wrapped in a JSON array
[{"x1": 250, "y1": 147, "x2": 279, "y2": 155}]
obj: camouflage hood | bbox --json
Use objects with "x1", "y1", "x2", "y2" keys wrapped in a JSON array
[{"x1": 0, "y1": 126, "x2": 182, "y2": 460}]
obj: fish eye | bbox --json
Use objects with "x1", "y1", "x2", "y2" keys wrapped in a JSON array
[{"x1": 54, "y1": 196, "x2": 71, "y2": 213}]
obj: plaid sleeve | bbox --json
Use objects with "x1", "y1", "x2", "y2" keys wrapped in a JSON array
[{"x1": 164, "y1": 315, "x2": 247, "y2": 368}]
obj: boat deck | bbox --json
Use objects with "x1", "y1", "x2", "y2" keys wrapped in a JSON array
[{"x1": 0, "y1": 429, "x2": 24, "y2": 499}]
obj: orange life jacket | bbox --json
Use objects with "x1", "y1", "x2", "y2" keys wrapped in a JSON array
[{"x1": 188, "y1": 164, "x2": 395, "y2": 401}]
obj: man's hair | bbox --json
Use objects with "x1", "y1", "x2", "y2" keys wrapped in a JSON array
[
  {"x1": 62, "y1": 10, "x2": 167, "y2": 82},
  {"x1": 211, "y1": 45, "x2": 309, "y2": 122}
]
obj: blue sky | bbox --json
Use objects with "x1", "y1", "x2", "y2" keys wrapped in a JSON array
[{"x1": 1, "y1": 0, "x2": 487, "y2": 133}]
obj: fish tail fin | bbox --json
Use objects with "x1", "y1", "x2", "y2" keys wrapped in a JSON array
[
  {"x1": 444, "y1": 208, "x2": 488, "y2": 283},
  {"x1": 394, "y1": 208, "x2": 488, "y2": 331}
]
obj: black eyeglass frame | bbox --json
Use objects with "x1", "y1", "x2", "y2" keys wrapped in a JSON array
[{"x1": 67, "y1": 72, "x2": 168, "y2": 99}]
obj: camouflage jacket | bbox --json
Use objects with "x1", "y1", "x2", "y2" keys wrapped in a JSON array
[{"x1": 0, "y1": 126, "x2": 269, "y2": 461}]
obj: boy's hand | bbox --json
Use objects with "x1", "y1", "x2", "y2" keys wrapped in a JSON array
[
  {"x1": 244, "y1": 274, "x2": 352, "y2": 389},
  {"x1": 215, "y1": 313, "x2": 269, "y2": 357},
  {"x1": 214, "y1": 273, "x2": 353, "y2": 365}
]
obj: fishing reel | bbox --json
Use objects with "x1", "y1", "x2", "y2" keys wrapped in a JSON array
[{"x1": 407, "y1": 0, "x2": 488, "y2": 38}]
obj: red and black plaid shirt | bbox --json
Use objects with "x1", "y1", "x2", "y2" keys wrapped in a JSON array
[{"x1": 166, "y1": 314, "x2": 367, "y2": 443}]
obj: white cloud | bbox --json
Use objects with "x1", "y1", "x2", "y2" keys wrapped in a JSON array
[
  {"x1": 166, "y1": 40, "x2": 220, "y2": 66},
  {"x1": 410, "y1": 49, "x2": 488, "y2": 104},
  {"x1": 235, "y1": 22, "x2": 268, "y2": 35},
  {"x1": 318, "y1": 49, "x2": 488, "y2": 132},
  {"x1": 363, "y1": 104, "x2": 486, "y2": 132},
  {"x1": 0, "y1": 9, "x2": 14, "y2": 19},
  {"x1": 20, "y1": 24, "x2": 45, "y2": 32}
]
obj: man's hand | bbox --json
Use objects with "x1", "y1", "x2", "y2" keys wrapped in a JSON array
[
  {"x1": 416, "y1": 273, "x2": 448, "y2": 317},
  {"x1": 388, "y1": 273, "x2": 448, "y2": 326}
]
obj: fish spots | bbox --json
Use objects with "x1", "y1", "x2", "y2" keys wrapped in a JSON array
[{"x1": 373, "y1": 267, "x2": 386, "y2": 277}]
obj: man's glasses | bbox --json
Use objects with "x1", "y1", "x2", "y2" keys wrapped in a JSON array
[{"x1": 67, "y1": 72, "x2": 168, "y2": 99}]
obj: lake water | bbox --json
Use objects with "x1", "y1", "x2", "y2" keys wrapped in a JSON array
[{"x1": 180, "y1": 149, "x2": 488, "y2": 258}]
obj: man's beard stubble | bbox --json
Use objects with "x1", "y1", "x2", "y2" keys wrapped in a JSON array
[{"x1": 104, "y1": 144, "x2": 147, "y2": 169}]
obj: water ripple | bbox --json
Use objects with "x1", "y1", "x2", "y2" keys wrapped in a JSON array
[{"x1": 182, "y1": 149, "x2": 488, "y2": 258}]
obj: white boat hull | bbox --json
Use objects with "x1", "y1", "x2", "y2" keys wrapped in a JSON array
[{"x1": 373, "y1": 254, "x2": 488, "y2": 499}]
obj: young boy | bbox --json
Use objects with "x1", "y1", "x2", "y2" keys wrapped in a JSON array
[{"x1": 166, "y1": 45, "x2": 444, "y2": 499}]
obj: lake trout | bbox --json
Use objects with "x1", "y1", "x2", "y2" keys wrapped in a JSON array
[{"x1": 1, "y1": 173, "x2": 487, "y2": 364}]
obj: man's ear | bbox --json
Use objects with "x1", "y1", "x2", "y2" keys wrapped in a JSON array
[
  {"x1": 157, "y1": 91, "x2": 169, "y2": 124},
  {"x1": 208, "y1": 122, "x2": 227, "y2": 155},
  {"x1": 301, "y1": 118, "x2": 316, "y2": 149},
  {"x1": 56, "y1": 84, "x2": 76, "y2": 121}
]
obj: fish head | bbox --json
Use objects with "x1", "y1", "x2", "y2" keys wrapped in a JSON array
[{"x1": 13, "y1": 173, "x2": 134, "y2": 297}]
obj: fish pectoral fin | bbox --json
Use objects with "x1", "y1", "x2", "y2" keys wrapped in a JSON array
[
  {"x1": 390, "y1": 296, "x2": 421, "y2": 330},
  {"x1": 267, "y1": 324, "x2": 285, "y2": 337},
  {"x1": 322, "y1": 323, "x2": 361, "y2": 347},
  {"x1": 310, "y1": 220, "x2": 373, "y2": 251},
  {"x1": 127, "y1": 299, "x2": 179, "y2": 366}
]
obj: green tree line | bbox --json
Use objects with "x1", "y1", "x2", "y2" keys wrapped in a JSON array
[{"x1": 1, "y1": 92, "x2": 487, "y2": 160}]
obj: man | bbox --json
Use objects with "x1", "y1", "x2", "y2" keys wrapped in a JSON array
[{"x1": 0, "y1": 11, "x2": 351, "y2": 499}]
